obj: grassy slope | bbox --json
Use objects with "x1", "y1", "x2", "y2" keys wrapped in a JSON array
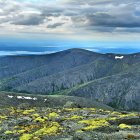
[{"x1": 0, "y1": 91, "x2": 113, "y2": 110}]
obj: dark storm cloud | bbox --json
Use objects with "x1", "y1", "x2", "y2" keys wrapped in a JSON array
[
  {"x1": 11, "y1": 13, "x2": 45, "y2": 25},
  {"x1": 86, "y1": 12, "x2": 140, "y2": 28},
  {"x1": 69, "y1": 0, "x2": 140, "y2": 32},
  {"x1": 47, "y1": 22, "x2": 65, "y2": 28},
  {"x1": 41, "y1": 7, "x2": 63, "y2": 17}
]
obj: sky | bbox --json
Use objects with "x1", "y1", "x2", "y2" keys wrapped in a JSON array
[{"x1": 0, "y1": 0, "x2": 140, "y2": 55}]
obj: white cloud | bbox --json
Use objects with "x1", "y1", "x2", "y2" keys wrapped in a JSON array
[{"x1": 0, "y1": 0, "x2": 140, "y2": 41}]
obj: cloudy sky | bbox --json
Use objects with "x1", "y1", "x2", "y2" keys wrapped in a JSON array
[{"x1": 0, "y1": 0, "x2": 140, "y2": 55}]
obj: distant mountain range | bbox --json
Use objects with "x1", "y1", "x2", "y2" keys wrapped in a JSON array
[{"x1": 0, "y1": 48, "x2": 140, "y2": 111}]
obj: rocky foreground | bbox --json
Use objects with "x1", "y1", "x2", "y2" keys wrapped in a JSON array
[{"x1": 0, "y1": 104, "x2": 140, "y2": 140}]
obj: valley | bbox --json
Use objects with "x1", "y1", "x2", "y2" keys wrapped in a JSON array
[{"x1": 0, "y1": 49, "x2": 140, "y2": 111}]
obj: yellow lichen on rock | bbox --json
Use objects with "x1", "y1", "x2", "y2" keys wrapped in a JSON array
[
  {"x1": 63, "y1": 108, "x2": 79, "y2": 112},
  {"x1": 34, "y1": 122, "x2": 61, "y2": 136},
  {"x1": 67, "y1": 115, "x2": 83, "y2": 120},
  {"x1": 104, "y1": 110, "x2": 111, "y2": 114},
  {"x1": 20, "y1": 134, "x2": 33, "y2": 140},
  {"x1": 23, "y1": 109, "x2": 35, "y2": 115},
  {"x1": 107, "y1": 117, "x2": 117, "y2": 121},
  {"x1": 34, "y1": 116, "x2": 47, "y2": 123},
  {"x1": 4, "y1": 130, "x2": 13, "y2": 135},
  {"x1": 79, "y1": 119, "x2": 110, "y2": 131},
  {"x1": 111, "y1": 111, "x2": 122, "y2": 115},
  {"x1": 32, "y1": 113, "x2": 40, "y2": 118},
  {"x1": 48, "y1": 112, "x2": 59, "y2": 118},
  {"x1": 119, "y1": 113, "x2": 137, "y2": 118},
  {"x1": 119, "y1": 124, "x2": 132, "y2": 129},
  {"x1": 0, "y1": 115, "x2": 7, "y2": 119},
  {"x1": 22, "y1": 124, "x2": 40, "y2": 132},
  {"x1": 33, "y1": 137, "x2": 41, "y2": 140},
  {"x1": 81, "y1": 125, "x2": 100, "y2": 131},
  {"x1": 17, "y1": 129, "x2": 26, "y2": 134}
]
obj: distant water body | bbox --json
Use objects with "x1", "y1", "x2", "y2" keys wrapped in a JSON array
[
  {"x1": 0, "y1": 38, "x2": 140, "y2": 56},
  {"x1": 0, "y1": 46, "x2": 140, "y2": 56}
]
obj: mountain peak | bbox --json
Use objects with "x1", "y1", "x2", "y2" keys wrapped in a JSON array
[{"x1": 67, "y1": 48, "x2": 96, "y2": 53}]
